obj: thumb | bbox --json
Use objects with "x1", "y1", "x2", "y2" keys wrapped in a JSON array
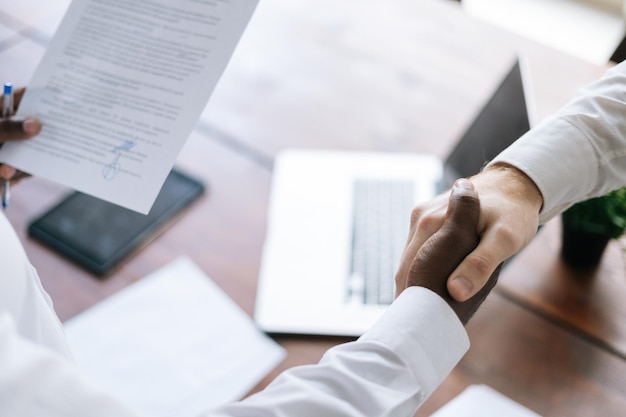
[
  {"x1": 406, "y1": 178, "x2": 480, "y2": 299},
  {"x1": 0, "y1": 118, "x2": 41, "y2": 142},
  {"x1": 438, "y1": 179, "x2": 481, "y2": 245}
]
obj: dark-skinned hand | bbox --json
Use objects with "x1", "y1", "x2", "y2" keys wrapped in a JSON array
[
  {"x1": 395, "y1": 178, "x2": 501, "y2": 324},
  {"x1": 0, "y1": 87, "x2": 40, "y2": 182}
]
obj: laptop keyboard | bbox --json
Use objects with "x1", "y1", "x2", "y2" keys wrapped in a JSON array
[{"x1": 347, "y1": 178, "x2": 415, "y2": 305}]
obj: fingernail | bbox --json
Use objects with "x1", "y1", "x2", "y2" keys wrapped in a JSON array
[
  {"x1": 23, "y1": 118, "x2": 41, "y2": 135},
  {"x1": 453, "y1": 178, "x2": 474, "y2": 193},
  {"x1": 451, "y1": 276, "x2": 473, "y2": 299}
]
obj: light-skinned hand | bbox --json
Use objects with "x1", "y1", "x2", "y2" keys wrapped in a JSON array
[{"x1": 396, "y1": 164, "x2": 542, "y2": 303}]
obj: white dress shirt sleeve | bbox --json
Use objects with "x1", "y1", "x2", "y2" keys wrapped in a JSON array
[
  {"x1": 209, "y1": 286, "x2": 469, "y2": 417},
  {"x1": 0, "y1": 198, "x2": 469, "y2": 417},
  {"x1": 490, "y1": 60, "x2": 626, "y2": 223},
  {"x1": 0, "y1": 313, "x2": 141, "y2": 417},
  {"x1": 0, "y1": 286, "x2": 467, "y2": 417},
  {"x1": 0, "y1": 212, "x2": 72, "y2": 357}
]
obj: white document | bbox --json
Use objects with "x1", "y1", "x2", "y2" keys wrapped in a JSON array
[
  {"x1": 431, "y1": 384, "x2": 542, "y2": 417},
  {"x1": 0, "y1": 0, "x2": 258, "y2": 213},
  {"x1": 64, "y1": 257, "x2": 285, "y2": 417}
]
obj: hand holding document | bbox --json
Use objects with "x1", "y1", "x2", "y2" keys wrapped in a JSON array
[
  {"x1": 64, "y1": 257, "x2": 286, "y2": 417},
  {"x1": 0, "y1": 0, "x2": 259, "y2": 213}
]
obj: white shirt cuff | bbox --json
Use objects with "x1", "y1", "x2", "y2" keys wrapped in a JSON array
[{"x1": 359, "y1": 287, "x2": 469, "y2": 396}]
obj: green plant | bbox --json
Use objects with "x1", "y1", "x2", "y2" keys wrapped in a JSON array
[{"x1": 561, "y1": 186, "x2": 626, "y2": 239}]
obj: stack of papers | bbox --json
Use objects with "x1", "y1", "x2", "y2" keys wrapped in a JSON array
[
  {"x1": 65, "y1": 257, "x2": 285, "y2": 417},
  {"x1": 431, "y1": 384, "x2": 542, "y2": 417},
  {"x1": 0, "y1": 0, "x2": 259, "y2": 213}
]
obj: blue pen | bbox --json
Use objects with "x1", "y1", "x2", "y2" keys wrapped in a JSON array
[
  {"x1": 2, "y1": 83, "x2": 13, "y2": 209},
  {"x1": 1, "y1": 179, "x2": 9, "y2": 210},
  {"x1": 3, "y1": 83, "x2": 12, "y2": 118}
]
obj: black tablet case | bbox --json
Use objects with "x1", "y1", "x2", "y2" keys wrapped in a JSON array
[{"x1": 28, "y1": 169, "x2": 205, "y2": 276}]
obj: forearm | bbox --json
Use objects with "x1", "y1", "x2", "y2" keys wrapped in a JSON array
[
  {"x1": 490, "y1": 61, "x2": 626, "y2": 223},
  {"x1": 209, "y1": 287, "x2": 469, "y2": 417}
]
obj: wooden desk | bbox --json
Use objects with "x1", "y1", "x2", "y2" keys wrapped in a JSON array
[{"x1": 1, "y1": 0, "x2": 625, "y2": 416}]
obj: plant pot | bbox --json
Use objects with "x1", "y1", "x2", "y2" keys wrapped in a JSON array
[{"x1": 560, "y1": 223, "x2": 611, "y2": 269}]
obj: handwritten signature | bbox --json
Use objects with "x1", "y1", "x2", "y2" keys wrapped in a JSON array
[{"x1": 102, "y1": 139, "x2": 135, "y2": 181}]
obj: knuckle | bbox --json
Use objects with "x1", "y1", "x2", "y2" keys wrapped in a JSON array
[
  {"x1": 411, "y1": 207, "x2": 443, "y2": 235},
  {"x1": 489, "y1": 223, "x2": 519, "y2": 251},
  {"x1": 409, "y1": 206, "x2": 426, "y2": 227},
  {"x1": 465, "y1": 253, "x2": 493, "y2": 277},
  {"x1": 409, "y1": 194, "x2": 448, "y2": 229}
]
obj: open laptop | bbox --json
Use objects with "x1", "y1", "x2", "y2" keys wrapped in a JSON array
[{"x1": 255, "y1": 56, "x2": 534, "y2": 336}]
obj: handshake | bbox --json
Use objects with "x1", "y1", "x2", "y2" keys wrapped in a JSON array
[{"x1": 395, "y1": 178, "x2": 502, "y2": 325}]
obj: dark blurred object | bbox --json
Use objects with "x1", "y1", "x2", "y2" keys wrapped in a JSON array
[{"x1": 28, "y1": 169, "x2": 205, "y2": 276}]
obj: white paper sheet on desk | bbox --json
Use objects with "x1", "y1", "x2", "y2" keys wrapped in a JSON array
[
  {"x1": 64, "y1": 257, "x2": 285, "y2": 417},
  {"x1": 431, "y1": 384, "x2": 542, "y2": 417},
  {"x1": 0, "y1": 0, "x2": 259, "y2": 214}
]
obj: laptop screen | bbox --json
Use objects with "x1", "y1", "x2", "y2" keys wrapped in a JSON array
[{"x1": 443, "y1": 58, "x2": 531, "y2": 186}]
